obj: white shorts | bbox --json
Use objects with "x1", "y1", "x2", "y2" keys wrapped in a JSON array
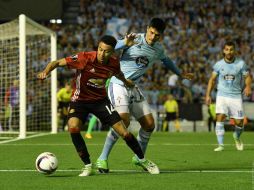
[
  {"x1": 216, "y1": 96, "x2": 244, "y2": 119},
  {"x1": 108, "y1": 83, "x2": 152, "y2": 119}
]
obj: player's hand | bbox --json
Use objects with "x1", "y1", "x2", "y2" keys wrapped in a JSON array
[
  {"x1": 37, "y1": 71, "x2": 48, "y2": 80},
  {"x1": 181, "y1": 72, "x2": 194, "y2": 80},
  {"x1": 243, "y1": 86, "x2": 251, "y2": 97},
  {"x1": 124, "y1": 79, "x2": 135, "y2": 88},
  {"x1": 205, "y1": 95, "x2": 212, "y2": 105},
  {"x1": 124, "y1": 33, "x2": 138, "y2": 46}
]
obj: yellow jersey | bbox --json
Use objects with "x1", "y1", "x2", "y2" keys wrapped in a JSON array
[
  {"x1": 57, "y1": 88, "x2": 72, "y2": 103},
  {"x1": 164, "y1": 100, "x2": 178, "y2": 113}
]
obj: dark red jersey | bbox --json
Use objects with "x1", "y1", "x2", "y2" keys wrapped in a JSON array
[{"x1": 65, "y1": 51, "x2": 120, "y2": 102}]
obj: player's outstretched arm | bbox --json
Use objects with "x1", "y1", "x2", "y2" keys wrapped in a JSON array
[
  {"x1": 124, "y1": 33, "x2": 138, "y2": 46},
  {"x1": 37, "y1": 58, "x2": 66, "y2": 80},
  {"x1": 243, "y1": 75, "x2": 252, "y2": 97},
  {"x1": 205, "y1": 73, "x2": 217, "y2": 105},
  {"x1": 161, "y1": 57, "x2": 194, "y2": 80},
  {"x1": 115, "y1": 33, "x2": 138, "y2": 50}
]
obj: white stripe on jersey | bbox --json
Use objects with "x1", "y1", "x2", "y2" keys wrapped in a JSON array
[{"x1": 71, "y1": 73, "x2": 81, "y2": 102}]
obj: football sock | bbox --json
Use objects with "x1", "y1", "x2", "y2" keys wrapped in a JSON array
[
  {"x1": 174, "y1": 120, "x2": 181, "y2": 131},
  {"x1": 162, "y1": 121, "x2": 168, "y2": 131},
  {"x1": 123, "y1": 133, "x2": 144, "y2": 159},
  {"x1": 234, "y1": 125, "x2": 243, "y2": 139},
  {"x1": 86, "y1": 115, "x2": 97, "y2": 134},
  {"x1": 70, "y1": 132, "x2": 91, "y2": 165},
  {"x1": 215, "y1": 122, "x2": 225, "y2": 145},
  {"x1": 98, "y1": 128, "x2": 119, "y2": 160},
  {"x1": 137, "y1": 128, "x2": 153, "y2": 154}
]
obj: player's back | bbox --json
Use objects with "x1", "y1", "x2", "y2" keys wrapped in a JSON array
[
  {"x1": 213, "y1": 58, "x2": 247, "y2": 98},
  {"x1": 111, "y1": 33, "x2": 165, "y2": 85}
]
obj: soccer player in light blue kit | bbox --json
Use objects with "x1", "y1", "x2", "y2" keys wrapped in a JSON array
[
  {"x1": 96, "y1": 18, "x2": 194, "y2": 173},
  {"x1": 206, "y1": 41, "x2": 252, "y2": 152}
]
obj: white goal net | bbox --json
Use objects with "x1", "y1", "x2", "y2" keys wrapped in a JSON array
[{"x1": 0, "y1": 14, "x2": 57, "y2": 140}]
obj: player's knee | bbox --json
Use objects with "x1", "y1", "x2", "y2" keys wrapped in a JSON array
[
  {"x1": 234, "y1": 120, "x2": 243, "y2": 127},
  {"x1": 123, "y1": 132, "x2": 133, "y2": 141},
  {"x1": 68, "y1": 127, "x2": 80, "y2": 133},
  {"x1": 144, "y1": 121, "x2": 155, "y2": 132},
  {"x1": 68, "y1": 120, "x2": 80, "y2": 133},
  {"x1": 139, "y1": 115, "x2": 155, "y2": 131}
]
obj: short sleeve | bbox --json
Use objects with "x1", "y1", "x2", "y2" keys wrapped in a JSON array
[
  {"x1": 158, "y1": 49, "x2": 167, "y2": 60},
  {"x1": 65, "y1": 52, "x2": 87, "y2": 70},
  {"x1": 241, "y1": 61, "x2": 249, "y2": 76},
  {"x1": 212, "y1": 62, "x2": 220, "y2": 75}
]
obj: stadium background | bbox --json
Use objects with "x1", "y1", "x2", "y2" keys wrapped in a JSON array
[
  {"x1": 0, "y1": 1, "x2": 254, "y2": 190},
  {"x1": 0, "y1": 0, "x2": 254, "y2": 131}
]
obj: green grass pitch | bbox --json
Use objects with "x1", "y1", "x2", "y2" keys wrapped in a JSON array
[{"x1": 0, "y1": 132, "x2": 253, "y2": 190}]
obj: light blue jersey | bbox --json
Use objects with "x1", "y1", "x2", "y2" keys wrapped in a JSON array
[
  {"x1": 110, "y1": 33, "x2": 180, "y2": 85},
  {"x1": 213, "y1": 58, "x2": 248, "y2": 98}
]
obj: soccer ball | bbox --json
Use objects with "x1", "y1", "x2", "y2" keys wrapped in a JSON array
[{"x1": 35, "y1": 152, "x2": 58, "y2": 174}]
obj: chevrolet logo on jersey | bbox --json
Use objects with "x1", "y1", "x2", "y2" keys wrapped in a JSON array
[
  {"x1": 135, "y1": 56, "x2": 149, "y2": 68},
  {"x1": 87, "y1": 79, "x2": 105, "y2": 88}
]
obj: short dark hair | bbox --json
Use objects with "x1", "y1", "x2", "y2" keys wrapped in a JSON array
[
  {"x1": 149, "y1": 18, "x2": 166, "y2": 33},
  {"x1": 223, "y1": 41, "x2": 236, "y2": 49},
  {"x1": 100, "y1": 35, "x2": 117, "y2": 48}
]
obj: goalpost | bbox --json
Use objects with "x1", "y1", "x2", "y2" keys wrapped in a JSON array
[{"x1": 0, "y1": 14, "x2": 57, "y2": 139}]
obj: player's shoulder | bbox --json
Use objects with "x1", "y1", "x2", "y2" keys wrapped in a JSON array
[
  {"x1": 110, "y1": 55, "x2": 119, "y2": 63},
  {"x1": 213, "y1": 59, "x2": 223, "y2": 68},
  {"x1": 153, "y1": 41, "x2": 164, "y2": 52},
  {"x1": 234, "y1": 57, "x2": 245, "y2": 65},
  {"x1": 80, "y1": 51, "x2": 97, "y2": 61},
  {"x1": 135, "y1": 33, "x2": 144, "y2": 42},
  {"x1": 215, "y1": 58, "x2": 225, "y2": 65},
  {"x1": 109, "y1": 55, "x2": 120, "y2": 65}
]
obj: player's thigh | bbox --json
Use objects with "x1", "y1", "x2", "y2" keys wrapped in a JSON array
[
  {"x1": 107, "y1": 83, "x2": 130, "y2": 107},
  {"x1": 216, "y1": 96, "x2": 229, "y2": 116},
  {"x1": 227, "y1": 98, "x2": 244, "y2": 120},
  {"x1": 216, "y1": 114, "x2": 227, "y2": 122},
  {"x1": 67, "y1": 102, "x2": 89, "y2": 128},
  {"x1": 118, "y1": 112, "x2": 131, "y2": 127},
  {"x1": 91, "y1": 99, "x2": 122, "y2": 128},
  {"x1": 132, "y1": 100, "x2": 154, "y2": 130},
  {"x1": 233, "y1": 118, "x2": 244, "y2": 126},
  {"x1": 130, "y1": 99, "x2": 153, "y2": 120}
]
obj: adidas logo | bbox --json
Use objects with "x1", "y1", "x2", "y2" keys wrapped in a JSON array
[{"x1": 89, "y1": 68, "x2": 95, "y2": 73}]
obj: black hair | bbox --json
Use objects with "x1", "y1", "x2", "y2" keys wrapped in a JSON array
[
  {"x1": 149, "y1": 18, "x2": 166, "y2": 33},
  {"x1": 223, "y1": 40, "x2": 236, "y2": 49},
  {"x1": 99, "y1": 35, "x2": 117, "y2": 48}
]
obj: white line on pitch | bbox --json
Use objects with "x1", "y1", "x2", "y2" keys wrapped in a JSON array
[
  {"x1": 1, "y1": 143, "x2": 254, "y2": 146},
  {"x1": 0, "y1": 137, "x2": 13, "y2": 139},
  {"x1": 0, "y1": 133, "x2": 50, "y2": 144},
  {"x1": 0, "y1": 169, "x2": 252, "y2": 173}
]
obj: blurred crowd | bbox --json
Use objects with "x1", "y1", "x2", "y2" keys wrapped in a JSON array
[{"x1": 48, "y1": 0, "x2": 254, "y2": 106}]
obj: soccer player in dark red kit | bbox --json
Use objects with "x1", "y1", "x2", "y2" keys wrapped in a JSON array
[{"x1": 37, "y1": 35, "x2": 159, "y2": 176}]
